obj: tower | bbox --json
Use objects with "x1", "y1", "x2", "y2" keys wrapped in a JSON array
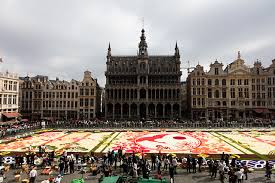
[{"x1": 138, "y1": 29, "x2": 148, "y2": 57}]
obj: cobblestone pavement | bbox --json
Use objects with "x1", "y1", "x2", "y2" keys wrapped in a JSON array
[{"x1": 1, "y1": 167, "x2": 274, "y2": 183}]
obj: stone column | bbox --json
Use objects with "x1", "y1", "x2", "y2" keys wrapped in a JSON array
[
  {"x1": 154, "y1": 105, "x2": 157, "y2": 119},
  {"x1": 146, "y1": 104, "x2": 148, "y2": 119},
  {"x1": 112, "y1": 104, "x2": 115, "y2": 119},
  {"x1": 121, "y1": 104, "x2": 123, "y2": 119},
  {"x1": 137, "y1": 104, "x2": 140, "y2": 119},
  {"x1": 163, "y1": 104, "x2": 165, "y2": 118},
  {"x1": 171, "y1": 105, "x2": 174, "y2": 119},
  {"x1": 129, "y1": 104, "x2": 131, "y2": 119}
]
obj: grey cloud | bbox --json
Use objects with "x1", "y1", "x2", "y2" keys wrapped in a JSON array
[{"x1": 0, "y1": 0, "x2": 275, "y2": 85}]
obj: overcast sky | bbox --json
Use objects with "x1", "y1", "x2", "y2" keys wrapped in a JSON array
[{"x1": 0, "y1": 0, "x2": 275, "y2": 86}]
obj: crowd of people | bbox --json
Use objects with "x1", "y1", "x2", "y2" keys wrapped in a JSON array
[
  {"x1": 1, "y1": 118, "x2": 274, "y2": 139},
  {"x1": 45, "y1": 118, "x2": 275, "y2": 129},
  {"x1": 1, "y1": 148, "x2": 273, "y2": 182}
]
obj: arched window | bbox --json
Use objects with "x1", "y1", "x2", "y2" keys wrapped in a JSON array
[
  {"x1": 215, "y1": 79, "x2": 219, "y2": 86},
  {"x1": 208, "y1": 79, "x2": 212, "y2": 86},
  {"x1": 215, "y1": 90, "x2": 219, "y2": 98},
  {"x1": 222, "y1": 79, "x2": 226, "y2": 86}
]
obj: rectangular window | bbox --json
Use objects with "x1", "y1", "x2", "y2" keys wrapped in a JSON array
[
  {"x1": 244, "y1": 88, "x2": 249, "y2": 98},
  {"x1": 91, "y1": 89, "x2": 94, "y2": 95},
  {"x1": 193, "y1": 98, "x2": 196, "y2": 106},
  {"x1": 244, "y1": 79, "x2": 249, "y2": 85},
  {"x1": 215, "y1": 68, "x2": 219, "y2": 75},
  {"x1": 231, "y1": 101, "x2": 235, "y2": 106},
  {"x1": 193, "y1": 88, "x2": 196, "y2": 95},
  {"x1": 193, "y1": 79, "x2": 196, "y2": 86},
  {"x1": 238, "y1": 79, "x2": 242, "y2": 85},
  {"x1": 80, "y1": 98, "x2": 83, "y2": 107},
  {"x1": 208, "y1": 89, "x2": 212, "y2": 98},
  {"x1": 85, "y1": 89, "x2": 89, "y2": 96},
  {"x1": 64, "y1": 92, "x2": 66, "y2": 98},
  {"x1": 9, "y1": 81, "x2": 12, "y2": 90},
  {"x1": 230, "y1": 79, "x2": 235, "y2": 85},
  {"x1": 85, "y1": 98, "x2": 89, "y2": 107},
  {"x1": 268, "y1": 88, "x2": 272, "y2": 98},
  {"x1": 13, "y1": 82, "x2": 17, "y2": 91},
  {"x1": 80, "y1": 89, "x2": 83, "y2": 96},
  {"x1": 8, "y1": 95, "x2": 12, "y2": 104},
  {"x1": 238, "y1": 88, "x2": 243, "y2": 98},
  {"x1": 90, "y1": 99, "x2": 94, "y2": 107},
  {"x1": 230, "y1": 88, "x2": 235, "y2": 98},
  {"x1": 0, "y1": 94, "x2": 2, "y2": 104},
  {"x1": 4, "y1": 80, "x2": 7, "y2": 90},
  {"x1": 222, "y1": 89, "x2": 226, "y2": 98},
  {"x1": 197, "y1": 79, "x2": 200, "y2": 86},
  {"x1": 202, "y1": 88, "x2": 205, "y2": 95}
]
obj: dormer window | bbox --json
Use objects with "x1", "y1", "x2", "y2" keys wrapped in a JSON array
[
  {"x1": 215, "y1": 68, "x2": 219, "y2": 75},
  {"x1": 257, "y1": 68, "x2": 259, "y2": 75}
]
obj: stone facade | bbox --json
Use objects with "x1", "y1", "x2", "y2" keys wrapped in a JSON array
[
  {"x1": 19, "y1": 71, "x2": 101, "y2": 120},
  {"x1": 0, "y1": 71, "x2": 20, "y2": 121},
  {"x1": 187, "y1": 52, "x2": 275, "y2": 121},
  {"x1": 105, "y1": 29, "x2": 182, "y2": 120}
]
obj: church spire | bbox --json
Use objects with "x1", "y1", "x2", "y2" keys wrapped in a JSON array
[
  {"x1": 138, "y1": 29, "x2": 148, "y2": 57},
  {"x1": 175, "y1": 41, "x2": 180, "y2": 58},
  {"x1": 107, "y1": 42, "x2": 111, "y2": 59}
]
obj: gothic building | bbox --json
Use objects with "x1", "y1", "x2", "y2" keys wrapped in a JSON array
[{"x1": 105, "y1": 29, "x2": 182, "y2": 120}]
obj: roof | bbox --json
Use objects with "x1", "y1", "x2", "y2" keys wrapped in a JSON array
[{"x1": 110, "y1": 55, "x2": 176, "y2": 62}]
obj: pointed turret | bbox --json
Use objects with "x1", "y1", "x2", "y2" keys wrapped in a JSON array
[
  {"x1": 174, "y1": 42, "x2": 180, "y2": 58},
  {"x1": 107, "y1": 42, "x2": 111, "y2": 61},
  {"x1": 138, "y1": 29, "x2": 148, "y2": 57}
]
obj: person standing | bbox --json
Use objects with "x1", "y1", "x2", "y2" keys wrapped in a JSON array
[
  {"x1": 187, "y1": 155, "x2": 191, "y2": 173},
  {"x1": 211, "y1": 160, "x2": 218, "y2": 179},
  {"x1": 172, "y1": 157, "x2": 178, "y2": 174},
  {"x1": 235, "y1": 169, "x2": 243, "y2": 183},
  {"x1": 198, "y1": 156, "x2": 203, "y2": 172},
  {"x1": 192, "y1": 157, "x2": 197, "y2": 173},
  {"x1": 29, "y1": 166, "x2": 37, "y2": 183},
  {"x1": 69, "y1": 159, "x2": 74, "y2": 174}
]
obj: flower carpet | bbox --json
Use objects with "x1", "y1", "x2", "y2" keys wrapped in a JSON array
[{"x1": 0, "y1": 130, "x2": 274, "y2": 159}]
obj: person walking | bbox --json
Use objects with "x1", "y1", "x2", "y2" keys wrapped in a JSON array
[
  {"x1": 169, "y1": 165, "x2": 175, "y2": 183},
  {"x1": 29, "y1": 166, "x2": 37, "y2": 183}
]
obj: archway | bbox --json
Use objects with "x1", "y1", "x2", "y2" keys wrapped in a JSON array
[
  {"x1": 140, "y1": 103, "x2": 146, "y2": 119},
  {"x1": 107, "y1": 103, "x2": 113, "y2": 117},
  {"x1": 115, "y1": 103, "x2": 121, "y2": 118},
  {"x1": 130, "y1": 103, "x2": 137, "y2": 118},
  {"x1": 148, "y1": 103, "x2": 155, "y2": 118},
  {"x1": 165, "y1": 104, "x2": 172, "y2": 118},
  {"x1": 173, "y1": 103, "x2": 180, "y2": 118},
  {"x1": 122, "y1": 103, "x2": 129, "y2": 118},
  {"x1": 156, "y1": 104, "x2": 163, "y2": 118}
]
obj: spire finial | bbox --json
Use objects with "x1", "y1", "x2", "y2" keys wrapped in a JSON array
[
  {"x1": 108, "y1": 42, "x2": 111, "y2": 51},
  {"x1": 238, "y1": 51, "x2": 241, "y2": 59},
  {"x1": 174, "y1": 41, "x2": 180, "y2": 58},
  {"x1": 138, "y1": 28, "x2": 148, "y2": 57},
  {"x1": 107, "y1": 42, "x2": 111, "y2": 59}
]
